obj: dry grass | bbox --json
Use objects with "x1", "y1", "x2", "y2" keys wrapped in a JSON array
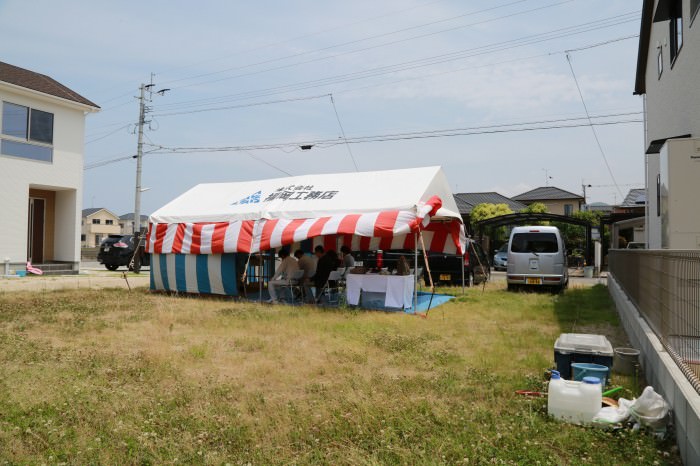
[{"x1": 0, "y1": 283, "x2": 680, "y2": 464}]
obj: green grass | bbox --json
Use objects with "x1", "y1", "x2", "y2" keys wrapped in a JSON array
[{"x1": 0, "y1": 284, "x2": 680, "y2": 464}]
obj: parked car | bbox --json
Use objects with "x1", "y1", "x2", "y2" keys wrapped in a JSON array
[
  {"x1": 97, "y1": 234, "x2": 150, "y2": 271},
  {"x1": 506, "y1": 226, "x2": 568, "y2": 292},
  {"x1": 493, "y1": 243, "x2": 508, "y2": 271},
  {"x1": 357, "y1": 240, "x2": 490, "y2": 287},
  {"x1": 425, "y1": 241, "x2": 490, "y2": 287}
]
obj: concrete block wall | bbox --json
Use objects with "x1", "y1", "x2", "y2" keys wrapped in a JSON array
[{"x1": 609, "y1": 276, "x2": 700, "y2": 465}]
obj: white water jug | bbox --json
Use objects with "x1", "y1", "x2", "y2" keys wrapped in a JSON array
[{"x1": 547, "y1": 370, "x2": 602, "y2": 425}]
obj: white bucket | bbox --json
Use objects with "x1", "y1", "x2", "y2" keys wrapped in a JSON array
[{"x1": 583, "y1": 266, "x2": 594, "y2": 278}]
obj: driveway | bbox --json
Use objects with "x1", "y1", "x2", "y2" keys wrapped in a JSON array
[
  {"x1": 0, "y1": 261, "x2": 150, "y2": 292},
  {"x1": 489, "y1": 268, "x2": 607, "y2": 288}
]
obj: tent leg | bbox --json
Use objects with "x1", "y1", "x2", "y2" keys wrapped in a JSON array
[
  {"x1": 259, "y1": 251, "x2": 263, "y2": 304},
  {"x1": 461, "y1": 249, "x2": 465, "y2": 295},
  {"x1": 414, "y1": 232, "x2": 418, "y2": 312}
]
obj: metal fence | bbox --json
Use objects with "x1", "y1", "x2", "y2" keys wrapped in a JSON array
[{"x1": 609, "y1": 249, "x2": 700, "y2": 393}]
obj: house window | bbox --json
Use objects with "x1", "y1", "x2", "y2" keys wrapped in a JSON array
[
  {"x1": 95, "y1": 235, "x2": 101, "y2": 245},
  {"x1": 670, "y1": 0, "x2": 683, "y2": 64},
  {"x1": 105, "y1": 219, "x2": 114, "y2": 225},
  {"x1": 657, "y1": 47, "x2": 663, "y2": 78},
  {"x1": 92, "y1": 219, "x2": 101, "y2": 224},
  {"x1": 81, "y1": 234, "x2": 86, "y2": 241},
  {"x1": 1, "y1": 102, "x2": 54, "y2": 162},
  {"x1": 564, "y1": 204, "x2": 573, "y2": 216}
]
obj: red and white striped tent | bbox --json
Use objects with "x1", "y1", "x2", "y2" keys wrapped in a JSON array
[{"x1": 146, "y1": 166, "x2": 465, "y2": 296}]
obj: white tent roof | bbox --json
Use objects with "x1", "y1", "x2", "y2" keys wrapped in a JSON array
[{"x1": 150, "y1": 166, "x2": 461, "y2": 224}]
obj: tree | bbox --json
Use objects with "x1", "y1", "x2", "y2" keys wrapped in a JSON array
[
  {"x1": 470, "y1": 203, "x2": 513, "y2": 244},
  {"x1": 522, "y1": 202, "x2": 548, "y2": 214},
  {"x1": 470, "y1": 203, "x2": 514, "y2": 225}
]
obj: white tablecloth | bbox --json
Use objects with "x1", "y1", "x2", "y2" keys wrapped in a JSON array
[{"x1": 346, "y1": 274, "x2": 415, "y2": 309}]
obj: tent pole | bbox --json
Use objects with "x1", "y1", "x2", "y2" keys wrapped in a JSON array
[
  {"x1": 414, "y1": 231, "x2": 418, "y2": 312},
  {"x1": 419, "y1": 231, "x2": 435, "y2": 313},
  {"x1": 259, "y1": 251, "x2": 263, "y2": 304},
  {"x1": 462, "y1": 247, "x2": 465, "y2": 295}
]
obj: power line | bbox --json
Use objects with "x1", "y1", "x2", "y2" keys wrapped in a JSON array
[
  {"x1": 84, "y1": 116, "x2": 641, "y2": 170},
  {"x1": 244, "y1": 151, "x2": 293, "y2": 176},
  {"x1": 151, "y1": 93, "x2": 331, "y2": 117},
  {"x1": 155, "y1": 12, "x2": 640, "y2": 109},
  {"x1": 85, "y1": 124, "x2": 131, "y2": 145},
  {"x1": 154, "y1": 0, "x2": 452, "y2": 78},
  {"x1": 91, "y1": 0, "x2": 529, "y2": 110},
  {"x1": 145, "y1": 115, "x2": 642, "y2": 153},
  {"x1": 565, "y1": 52, "x2": 624, "y2": 199},
  {"x1": 158, "y1": 0, "x2": 537, "y2": 88},
  {"x1": 329, "y1": 94, "x2": 359, "y2": 172}
]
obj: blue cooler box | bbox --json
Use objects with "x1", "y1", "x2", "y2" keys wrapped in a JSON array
[{"x1": 554, "y1": 333, "x2": 614, "y2": 380}]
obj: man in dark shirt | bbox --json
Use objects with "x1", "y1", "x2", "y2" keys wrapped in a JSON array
[{"x1": 314, "y1": 248, "x2": 340, "y2": 302}]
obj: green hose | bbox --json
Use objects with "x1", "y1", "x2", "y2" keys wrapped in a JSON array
[{"x1": 602, "y1": 386, "x2": 623, "y2": 397}]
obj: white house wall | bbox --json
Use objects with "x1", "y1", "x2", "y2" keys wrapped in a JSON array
[
  {"x1": 643, "y1": 1, "x2": 700, "y2": 144},
  {"x1": 0, "y1": 86, "x2": 88, "y2": 266},
  {"x1": 646, "y1": 153, "x2": 662, "y2": 248}
]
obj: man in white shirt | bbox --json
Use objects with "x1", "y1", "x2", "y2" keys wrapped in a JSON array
[
  {"x1": 295, "y1": 249, "x2": 318, "y2": 303},
  {"x1": 267, "y1": 249, "x2": 299, "y2": 304}
]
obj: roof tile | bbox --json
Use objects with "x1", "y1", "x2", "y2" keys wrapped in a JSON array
[{"x1": 0, "y1": 61, "x2": 99, "y2": 108}]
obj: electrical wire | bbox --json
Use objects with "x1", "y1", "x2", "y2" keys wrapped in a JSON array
[
  {"x1": 154, "y1": 0, "x2": 452, "y2": 78},
  {"x1": 329, "y1": 94, "x2": 359, "y2": 172},
  {"x1": 85, "y1": 124, "x2": 131, "y2": 144},
  {"x1": 565, "y1": 52, "x2": 624, "y2": 199},
  {"x1": 155, "y1": 12, "x2": 640, "y2": 110},
  {"x1": 151, "y1": 93, "x2": 331, "y2": 117},
  {"x1": 143, "y1": 116, "x2": 642, "y2": 154},
  {"x1": 158, "y1": 0, "x2": 537, "y2": 88},
  {"x1": 244, "y1": 151, "x2": 293, "y2": 176}
]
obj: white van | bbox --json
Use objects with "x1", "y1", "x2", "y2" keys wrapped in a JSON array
[{"x1": 506, "y1": 226, "x2": 568, "y2": 292}]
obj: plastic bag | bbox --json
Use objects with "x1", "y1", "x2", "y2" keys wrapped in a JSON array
[
  {"x1": 628, "y1": 386, "x2": 670, "y2": 429},
  {"x1": 593, "y1": 398, "x2": 633, "y2": 424}
]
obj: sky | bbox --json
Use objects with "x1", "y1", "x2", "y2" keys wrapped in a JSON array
[{"x1": 0, "y1": 0, "x2": 645, "y2": 216}]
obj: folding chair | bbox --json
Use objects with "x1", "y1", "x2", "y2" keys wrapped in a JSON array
[
  {"x1": 283, "y1": 269, "x2": 306, "y2": 305},
  {"x1": 317, "y1": 270, "x2": 344, "y2": 305},
  {"x1": 410, "y1": 267, "x2": 424, "y2": 291}
]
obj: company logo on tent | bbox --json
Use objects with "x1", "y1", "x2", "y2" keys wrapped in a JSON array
[{"x1": 231, "y1": 190, "x2": 262, "y2": 205}]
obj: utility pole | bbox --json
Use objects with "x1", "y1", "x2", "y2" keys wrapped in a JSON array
[
  {"x1": 582, "y1": 181, "x2": 592, "y2": 207},
  {"x1": 134, "y1": 83, "x2": 147, "y2": 237},
  {"x1": 132, "y1": 77, "x2": 169, "y2": 273}
]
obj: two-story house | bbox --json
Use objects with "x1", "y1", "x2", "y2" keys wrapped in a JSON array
[
  {"x1": 511, "y1": 186, "x2": 584, "y2": 216},
  {"x1": 0, "y1": 61, "x2": 99, "y2": 274},
  {"x1": 81, "y1": 208, "x2": 121, "y2": 247},
  {"x1": 635, "y1": 0, "x2": 700, "y2": 249},
  {"x1": 119, "y1": 213, "x2": 149, "y2": 236}
]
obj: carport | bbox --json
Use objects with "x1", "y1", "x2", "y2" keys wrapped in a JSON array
[{"x1": 475, "y1": 213, "x2": 593, "y2": 266}]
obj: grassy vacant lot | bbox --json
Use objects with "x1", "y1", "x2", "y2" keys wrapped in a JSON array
[{"x1": 0, "y1": 283, "x2": 680, "y2": 465}]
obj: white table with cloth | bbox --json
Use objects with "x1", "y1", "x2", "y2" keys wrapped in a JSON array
[{"x1": 345, "y1": 274, "x2": 415, "y2": 309}]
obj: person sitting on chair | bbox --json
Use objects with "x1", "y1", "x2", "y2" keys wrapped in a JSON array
[
  {"x1": 340, "y1": 245, "x2": 355, "y2": 274},
  {"x1": 295, "y1": 249, "x2": 317, "y2": 302},
  {"x1": 267, "y1": 248, "x2": 299, "y2": 304},
  {"x1": 314, "y1": 249, "x2": 340, "y2": 302}
]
